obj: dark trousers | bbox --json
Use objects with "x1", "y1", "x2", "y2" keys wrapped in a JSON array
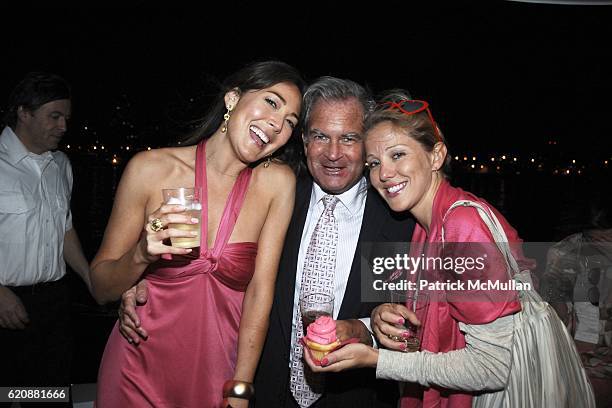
[{"x1": 0, "y1": 278, "x2": 72, "y2": 408}]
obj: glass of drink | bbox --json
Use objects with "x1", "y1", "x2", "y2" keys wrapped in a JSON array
[
  {"x1": 390, "y1": 290, "x2": 429, "y2": 352},
  {"x1": 300, "y1": 292, "x2": 334, "y2": 328},
  {"x1": 161, "y1": 187, "x2": 202, "y2": 248}
]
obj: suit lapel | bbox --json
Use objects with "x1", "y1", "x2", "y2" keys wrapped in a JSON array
[
  {"x1": 276, "y1": 177, "x2": 312, "y2": 344},
  {"x1": 338, "y1": 187, "x2": 387, "y2": 319}
]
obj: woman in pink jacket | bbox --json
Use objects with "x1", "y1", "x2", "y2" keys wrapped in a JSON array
[{"x1": 304, "y1": 90, "x2": 595, "y2": 408}]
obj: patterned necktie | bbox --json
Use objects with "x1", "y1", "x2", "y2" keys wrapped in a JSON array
[{"x1": 290, "y1": 195, "x2": 340, "y2": 408}]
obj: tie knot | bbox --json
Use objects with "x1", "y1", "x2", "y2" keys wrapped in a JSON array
[{"x1": 322, "y1": 195, "x2": 339, "y2": 211}]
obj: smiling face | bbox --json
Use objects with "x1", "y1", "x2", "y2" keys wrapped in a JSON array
[
  {"x1": 365, "y1": 121, "x2": 446, "y2": 220},
  {"x1": 303, "y1": 98, "x2": 365, "y2": 194},
  {"x1": 16, "y1": 99, "x2": 71, "y2": 155},
  {"x1": 224, "y1": 81, "x2": 301, "y2": 164}
]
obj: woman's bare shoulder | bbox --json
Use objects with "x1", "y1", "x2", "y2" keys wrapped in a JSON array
[
  {"x1": 124, "y1": 146, "x2": 196, "y2": 180},
  {"x1": 250, "y1": 161, "x2": 296, "y2": 195},
  {"x1": 252, "y1": 161, "x2": 295, "y2": 183}
]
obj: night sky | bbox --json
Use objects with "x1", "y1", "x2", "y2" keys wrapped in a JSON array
[{"x1": 3, "y1": 2, "x2": 612, "y2": 156}]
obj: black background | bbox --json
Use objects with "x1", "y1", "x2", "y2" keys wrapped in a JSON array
[{"x1": 2, "y1": 2, "x2": 612, "y2": 154}]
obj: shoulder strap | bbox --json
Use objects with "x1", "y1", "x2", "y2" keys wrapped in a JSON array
[
  {"x1": 211, "y1": 167, "x2": 253, "y2": 257},
  {"x1": 442, "y1": 199, "x2": 521, "y2": 279},
  {"x1": 196, "y1": 141, "x2": 208, "y2": 255}
]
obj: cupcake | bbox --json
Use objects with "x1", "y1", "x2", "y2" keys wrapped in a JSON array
[{"x1": 304, "y1": 316, "x2": 341, "y2": 365}]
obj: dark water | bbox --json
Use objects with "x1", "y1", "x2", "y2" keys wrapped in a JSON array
[{"x1": 65, "y1": 152, "x2": 611, "y2": 383}]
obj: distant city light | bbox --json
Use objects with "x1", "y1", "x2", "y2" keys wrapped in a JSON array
[{"x1": 66, "y1": 142, "x2": 610, "y2": 178}]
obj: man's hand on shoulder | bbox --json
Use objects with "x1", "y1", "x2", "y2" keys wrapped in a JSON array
[{"x1": 0, "y1": 285, "x2": 29, "y2": 330}]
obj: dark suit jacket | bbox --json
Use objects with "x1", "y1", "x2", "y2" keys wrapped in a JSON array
[{"x1": 254, "y1": 176, "x2": 415, "y2": 407}]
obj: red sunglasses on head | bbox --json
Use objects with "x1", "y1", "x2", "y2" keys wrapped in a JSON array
[{"x1": 378, "y1": 99, "x2": 443, "y2": 143}]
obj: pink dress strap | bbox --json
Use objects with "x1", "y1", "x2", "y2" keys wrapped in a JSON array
[
  {"x1": 195, "y1": 141, "x2": 207, "y2": 254},
  {"x1": 196, "y1": 140, "x2": 253, "y2": 258}
]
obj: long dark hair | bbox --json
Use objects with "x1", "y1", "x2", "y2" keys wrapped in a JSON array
[{"x1": 182, "y1": 60, "x2": 306, "y2": 173}]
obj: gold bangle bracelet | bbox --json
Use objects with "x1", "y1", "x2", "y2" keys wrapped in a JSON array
[{"x1": 222, "y1": 380, "x2": 255, "y2": 400}]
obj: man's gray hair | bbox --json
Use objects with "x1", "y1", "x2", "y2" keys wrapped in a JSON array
[{"x1": 301, "y1": 76, "x2": 374, "y2": 129}]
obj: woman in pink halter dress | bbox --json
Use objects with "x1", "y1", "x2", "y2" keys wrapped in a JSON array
[{"x1": 90, "y1": 61, "x2": 304, "y2": 408}]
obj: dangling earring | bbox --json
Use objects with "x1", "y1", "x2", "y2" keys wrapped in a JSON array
[
  {"x1": 263, "y1": 154, "x2": 272, "y2": 168},
  {"x1": 221, "y1": 105, "x2": 233, "y2": 133}
]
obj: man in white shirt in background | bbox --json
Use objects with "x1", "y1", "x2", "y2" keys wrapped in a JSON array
[{"x1": 0, "y1": 72, "x2": 90, "y2": 402}]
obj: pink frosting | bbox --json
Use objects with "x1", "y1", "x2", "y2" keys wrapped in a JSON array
[{"x1": 306, "y1": 316, "x2": 337, "y2": 345}]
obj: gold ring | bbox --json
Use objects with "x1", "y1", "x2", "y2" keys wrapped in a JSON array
[
  {"x1": 150, "y1": 218, "x2": 163, "y2": 232},
  {"x1": 386, "y1": 333, "x2": 403, "y2": 342}
]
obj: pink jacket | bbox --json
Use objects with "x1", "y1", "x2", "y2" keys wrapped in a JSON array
[{"x1": 401, "y1": 180, "x2": 534, "y2": 408}]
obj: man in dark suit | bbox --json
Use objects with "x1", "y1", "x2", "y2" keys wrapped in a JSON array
[{"x1": 253, "y1": 77, "x2": 414, "y2": 407}]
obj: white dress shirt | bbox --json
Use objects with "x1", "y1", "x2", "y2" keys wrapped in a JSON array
[
  {"x1": 289, "y1": 177, "x2": 370, "y2": 359},
  {"x1": 0, "y1": 126, "x2": 73, "y2": 286}
]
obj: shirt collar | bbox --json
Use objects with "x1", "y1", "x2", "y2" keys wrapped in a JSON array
[
  {"x1": 0, "y1": 126, "x2": 54, "y2": 165},
  {"x1": 312, "y1": 176, "x2": 367, "y2": 216}
]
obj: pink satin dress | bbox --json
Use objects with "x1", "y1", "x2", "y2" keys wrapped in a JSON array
[{"x1": 96, "y1": 141, "x2": 257, "y2": 407}]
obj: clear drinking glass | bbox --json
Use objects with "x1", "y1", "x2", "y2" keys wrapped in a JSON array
[
  {"x1": 390, "y1": 290, "x2": 429, "y2": 352},
  {"x1": 300, "y1": 292, "x2": 334, "y2": 328},
  {"x1": 161, "y1": 187, "x2": 202, "y2": 248}
]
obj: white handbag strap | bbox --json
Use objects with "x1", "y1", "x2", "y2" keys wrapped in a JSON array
[{"x1": 442, "y1": 200, "x2": 522, "y2": 279}]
